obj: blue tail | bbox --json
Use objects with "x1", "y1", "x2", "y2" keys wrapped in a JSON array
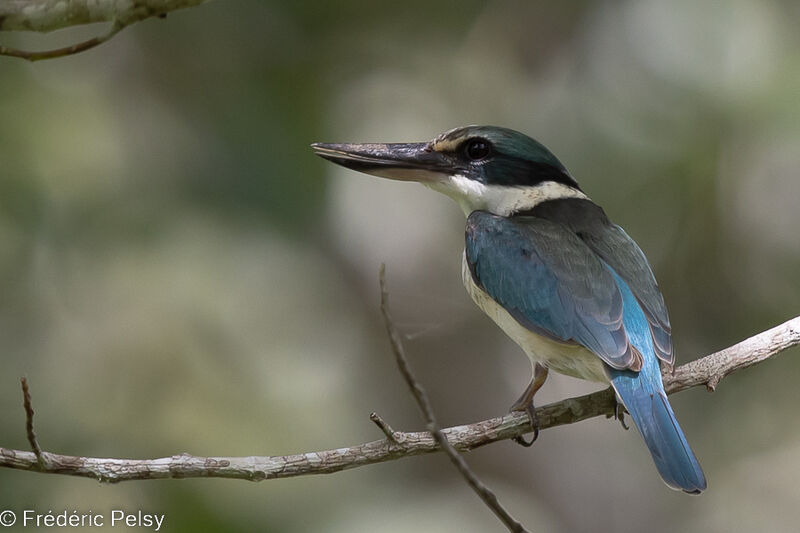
[
  {"x1": 607, "y1": 271, "x2": 706, "y2": 494},
  {"x1": 608, "y1": 367, "x2": 706, "y2": 493}
]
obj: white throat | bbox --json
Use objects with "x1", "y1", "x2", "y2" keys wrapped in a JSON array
[{"x1": 425, "y1": 175, "x2": 589, "y2": 216}]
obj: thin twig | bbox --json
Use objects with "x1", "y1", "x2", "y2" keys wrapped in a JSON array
[
  {"x1": 0, "y1": 21, "x2": 124, "y2": 62},
  {"x1": 0, "y1": 317, "x2": 798, "y2": 482},
  {"x1": 20, "y1": 377, "x2": 43, "y2": 466},
  {"x1": 0, "y1": 0, "x2": 209, "y2": 61},
  {"x1": 0, "y1": 0, "x2": 208, "y2": 32},
  {"x1": 379, "y1": 264, "x2": 530, "y2": 533}
]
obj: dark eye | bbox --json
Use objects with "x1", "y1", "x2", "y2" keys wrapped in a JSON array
[{"x1": 464, "y1": 139, "x2": 491, "y2": 161}]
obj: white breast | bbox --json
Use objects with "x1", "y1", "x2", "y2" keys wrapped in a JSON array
[{"x1": 461, "y1": 252, "x2": 609, "y2": 383}]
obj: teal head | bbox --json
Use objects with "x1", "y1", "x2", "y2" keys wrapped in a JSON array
[{"x1": 312, "y1": 125, "x2": 586, "y2": 216}]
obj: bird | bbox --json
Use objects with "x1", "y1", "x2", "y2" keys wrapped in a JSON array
[{"x1": 311, "y1": 125, "x2": 706, "y2": 494}]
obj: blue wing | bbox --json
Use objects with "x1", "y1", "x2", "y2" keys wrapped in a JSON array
[
  {"x1": 465, "y1": 211, "x2": 640, "y2": 370},
  {"x1": 465, "y1": 210, "x2": 705, "y2": 493},
  {"x1": 530, "y1": 198, "x2": 673, "y2": 365}
]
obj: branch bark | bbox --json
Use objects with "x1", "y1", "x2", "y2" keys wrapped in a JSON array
[
  {"x1": 0, "y1": 0, "x2": 209, "y2": 61},
  {"x1": 1, "y1": 316, "x2": 798, "y2": 483}
]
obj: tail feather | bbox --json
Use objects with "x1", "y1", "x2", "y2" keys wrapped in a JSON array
[
  {"x1": 609, "y1": 370, "x2": 706, "y2": 494},
  {"x1": 605, "y1": 268, "x2": 706, "y2": 493}
]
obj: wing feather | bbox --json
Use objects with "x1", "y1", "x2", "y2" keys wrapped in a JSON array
[{"x1": 465, "y1": 211, "x2": 637, "y2": 370}]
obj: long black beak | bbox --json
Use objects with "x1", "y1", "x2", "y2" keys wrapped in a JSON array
[{"x1": 311, "y1": 142, "x2": 450, "y2": 182}]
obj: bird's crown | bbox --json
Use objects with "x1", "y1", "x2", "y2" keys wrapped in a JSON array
[{"x1": 423, "y1": 125, "x2": 573, "y2": 188}]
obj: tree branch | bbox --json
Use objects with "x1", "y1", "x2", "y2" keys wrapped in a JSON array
[
  {"x1": 665, "y1": 317, "x2": 800, "y2": 392},
  {"x1": 1, "y1": 316, "x2": 798, "y2": 483},
  {"x1": 0, "y1": 0, "x2": 209, "y2": 61}
]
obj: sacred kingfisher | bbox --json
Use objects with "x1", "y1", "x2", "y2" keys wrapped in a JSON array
[{"x1": 312, "y1": 125, "x2": 706, "y2": 494}]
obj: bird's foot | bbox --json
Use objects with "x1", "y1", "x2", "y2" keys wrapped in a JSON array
[
  {"x1": 510, "y1": 401, "x2": 539, "y2": 447},
  {"x1": 509, "y1": 363, "x2": 548, "y2": 447}
]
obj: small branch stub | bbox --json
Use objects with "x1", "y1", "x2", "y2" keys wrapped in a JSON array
[
  {"x1": 370, "y1": 412, "x2": 399, "y2": 444},
  {"x1": 20, "y1": 377, "x2": 43, "y2": 466}
]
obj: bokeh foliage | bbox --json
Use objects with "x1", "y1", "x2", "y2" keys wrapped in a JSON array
[{"x1": 1, "y1": 1, "x2": 799, "y2": 531}]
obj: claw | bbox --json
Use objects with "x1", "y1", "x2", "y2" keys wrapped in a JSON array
[
  {"x1": 512, "y1": 402, "x2": 539, "y2": 447},
  {"x1": 614, "y1": 400, "x2": 629, "y2": 431},
  {"x1": 513, "y1": 434, "x2": 537, "y2": 447}
]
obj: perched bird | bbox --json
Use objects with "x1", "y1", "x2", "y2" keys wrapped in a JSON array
[{"x1": 312, "y1": 125, "x2": 706, "y2": 493}]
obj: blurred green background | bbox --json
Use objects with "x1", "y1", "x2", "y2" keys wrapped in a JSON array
[{"x1": 1, "y1": 0, "x2": 799, "y2": 531}]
